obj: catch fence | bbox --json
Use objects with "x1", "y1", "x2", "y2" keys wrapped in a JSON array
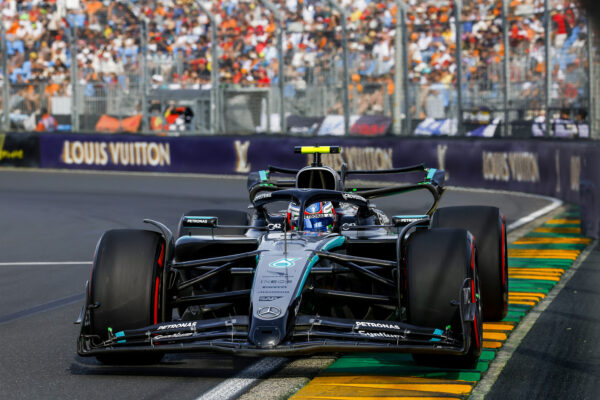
[{"x1": 0, "y1": 0, "x2": 597, "y2": 138}]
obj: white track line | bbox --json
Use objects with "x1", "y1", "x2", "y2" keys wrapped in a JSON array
[
  {"x1": 446, "y1": 186, "x2": 564, "y2": 232},
  {"x1": 470, "y1": 240, "x2": 598, "y2": 399},
  {"x1": 507, "y1": 197, "x2": 563, "y2": 231},
  {"x1": 0, "y1": 261, "x2": 91, "y2": 266},
  {"x1": 195, "y1": 357, "x2": 287, "y2": 400}
]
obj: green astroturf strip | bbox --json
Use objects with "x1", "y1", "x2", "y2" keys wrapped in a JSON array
[
  {"x1": 543, "y1": 224, "x2": 581, "y2": 228},
  {"x1": 508, "y1": 258, "x2": 575, "y2": 266},
  {"x1": 509, "y1": 278, "x2": 557, "y2": 286},
  {"x1": 508, "y1": 286, "x2": 550, "y2": 294},
  {"x1": 508, "y1": 258, "x2": 572, "y2": 268},
  {"x1": 508, "y1": 262, "x2": 572, "y2": 270},
  {"x1": 509, "y1": 278, "x2": 556, "y2": 287},
  {"x1": 509, "y1": 264, "x2": 569, "y2": 269},
  {"x1": 509, "y1": 243, "x2": 587, "y2": 250},
  {"x1": 326, "y1": 353, "x2": 486, "y2": 381},
  {"x1": 504, "y1": 309, "x2": 527, "y2": 319},
  {"x1": 508, "y1": 283, "x2": 553, "y2": 293},
  {"x1": 524, "y1": 232, "x2": 583, "y2": 238},
  {"x1": 561, "y1": 211, "x2": 581, "y2": 218},
  {"x1": 508, "y1": 304, "x2": 534, "y2": 313},
  {"x1": 479, "y1": 351, "x2": 496, "y2": 362}
]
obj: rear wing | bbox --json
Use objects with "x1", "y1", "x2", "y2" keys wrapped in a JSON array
[{"x1": 248, "y1": 146, "x2": 446, "y2": 214}]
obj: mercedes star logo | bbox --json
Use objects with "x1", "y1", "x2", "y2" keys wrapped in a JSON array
[{"x1": 257, "y1": 306, "x2": 281, "y2": 319}]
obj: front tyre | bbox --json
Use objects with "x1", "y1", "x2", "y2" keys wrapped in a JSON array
[
  {"x1": 406, "y1": 228, "x2": 483, "y2": 368},
  {"x1": 88, "y1": 229, "x2": 166, "y2": 365}
]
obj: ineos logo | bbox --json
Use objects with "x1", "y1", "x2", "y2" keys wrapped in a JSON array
[{"x1": 257, "y1": 306, "x2": 282, "y2": 319}]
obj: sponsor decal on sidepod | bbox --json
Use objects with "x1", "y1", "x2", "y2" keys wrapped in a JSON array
[{"x1": 157, "y1": 322, "x2": 197, "y2": 331}]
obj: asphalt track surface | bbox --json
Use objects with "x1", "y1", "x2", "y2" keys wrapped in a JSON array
[
  {"x1": 0, "y1": 169, "x2": 557, "y2": 400},
  {"x1": 486, "y1": 248, "x2": 600, "y2": 400}
]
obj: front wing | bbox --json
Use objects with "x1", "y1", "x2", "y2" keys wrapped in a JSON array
[{"x1": 78, "y1": 282, "x2": 476, "y2": 357}]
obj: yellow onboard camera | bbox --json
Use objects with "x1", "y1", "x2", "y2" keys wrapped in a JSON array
[{"x1": 294, "y1": 146, "x2": 341, "y2": 154}]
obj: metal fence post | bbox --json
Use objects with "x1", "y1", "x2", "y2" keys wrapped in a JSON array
[
  {"x1": 455, "y1": 0, "x2": 463, "y2": 136},
  {"x1": 194, "y1": 0, "x2": 219, "y2": 134},
  {"x1": 502, "y1": 0, "x2": 510, "y2": 136},
  {"x1": 401, "y1": 3, "x2": 410, "y2": 136},
  {"x1": 393, "y1": 0, "x2": 402, "y2": 135},
  {"x1": 544, "y1": 0, "x2": 551, "y2": 136},
  {"x1": 260, "y1": 0, "x2": 285, "y2": 134},
  {"x1": 1, "y1": 23, "x2": 9, "y2": 131},
  {"x1": 69, "y1": 22, "x2": 79, "y2": 132},
  {"x1": 392, "y1": 0, "x2": 408, "y2": 135},
  {"x1": 140, "y1": 18, "x2": 149, "y2": 133},
  {"x1": 327, "y1": 0, "x2": 350, "y2": 135},
  {"x1": 587, "y1": 17, "x2": 594, "y2": 138}
]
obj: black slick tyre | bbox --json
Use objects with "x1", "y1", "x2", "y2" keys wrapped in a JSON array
[
  {"x1": 177, "y1": 209, "x2": 249, "y2": 237},
  {"x1": 431, "y1": 206, "x2": 508, "y2": 321},
  {"x1": 406, "y1": 228, "x2": 482, "y2": 368},
  {"x1": 88, "y1": 229, "x2": 165, "y2": 365}
]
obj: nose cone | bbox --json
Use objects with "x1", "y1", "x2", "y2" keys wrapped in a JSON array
[
  {"x1": 249, "y1": 308, "x2": 288, "y2": 348},
  {"x1": 251, "y1": 326, "x2": 282, "y2": 348}
]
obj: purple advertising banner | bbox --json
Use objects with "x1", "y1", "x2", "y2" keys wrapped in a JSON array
[
  {"x1": 0, "y1": 133, "x2": 39, "y2": 167},
  {"x1": 39, "y1": 133, "x2": 238, "y2": 174},
  {"x1": 36, "y1": 133, "x2": 600, "y2": 220}
]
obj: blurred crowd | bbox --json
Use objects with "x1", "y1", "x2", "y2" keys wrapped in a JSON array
[{"x1": 0, "y1": 0, "x2": 590, "y2": 128}]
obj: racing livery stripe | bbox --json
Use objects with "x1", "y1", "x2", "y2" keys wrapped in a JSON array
[
  {"x1": 290, "y1": 206, "x2": 591, "y2": 400},
  {"x1": 426, "y1": 168, "x2": 437, "y2": 180},
  {"x1": 295, "y1": 236, "x2": 345, "y2": 298},
  {"x1": 295, "y1": 255, "x2": 319, "y2": 298},
  {"x1": 321, "y1": 236, "x2": 345, "y2": 252}
]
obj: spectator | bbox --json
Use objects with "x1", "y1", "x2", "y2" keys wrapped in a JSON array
[
  {"x1": 1, "y1": 0, "x2": 589, "y2": 129},
  {"x1": 36, "y1": 107, "x2": 57, "y2": 132}
]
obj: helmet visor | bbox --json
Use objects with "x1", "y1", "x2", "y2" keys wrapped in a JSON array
[{"x1": 303, "y1": 216, "x2": 334, "y2": 232}]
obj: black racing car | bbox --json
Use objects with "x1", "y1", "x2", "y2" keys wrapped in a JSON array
[{"x1": 77, "y1": 146, "x2": 508, "y2": 368}]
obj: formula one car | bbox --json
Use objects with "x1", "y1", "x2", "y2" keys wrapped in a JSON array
[{"x1": 77, "y1": 146, "x2": 508, "y2": 367}]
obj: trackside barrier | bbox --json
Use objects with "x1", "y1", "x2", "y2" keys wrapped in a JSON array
[
  {"x1": 2, "y1": 132, "x2": 600, "y2": 236},
  {"x1": 579, "y1": 180, "x2": 599, "y2": 237},
  {"x1": 0, "y1": 133, "x2": 39, "y2": 168}
]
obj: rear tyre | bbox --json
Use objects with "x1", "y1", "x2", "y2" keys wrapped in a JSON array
[
  {"x1": 89, "y1": 229, "x2": 165, "y2": 365},
  {"x1": 431, "y1": 206, "x2": 508, "y2": 321},
  {"x1": 177, "y1": 209, "x2": 249, "y2": 237},
  {"x1": 406, "y1": 228, "x2": 482, "y2": 369}
]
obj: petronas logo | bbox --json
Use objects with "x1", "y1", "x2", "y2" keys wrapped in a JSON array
[{"x1": 269, "y1": 258, "x2": 302, "y2": 268}]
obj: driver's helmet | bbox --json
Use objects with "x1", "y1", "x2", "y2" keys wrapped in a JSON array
[{"x1": 287, "y1": 201, "x2": 335, "y2": 232}]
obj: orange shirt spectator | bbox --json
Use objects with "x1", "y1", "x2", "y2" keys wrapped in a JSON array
[{"x1": 36, "y1": 109, "x2": 58, "y2": 132}]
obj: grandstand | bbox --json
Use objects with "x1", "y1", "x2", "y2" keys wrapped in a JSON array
[{"x1": 0, "y1": 0, "x2": 596, "y2": 137}]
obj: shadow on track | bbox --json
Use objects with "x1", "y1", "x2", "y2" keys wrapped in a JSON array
[{"x1": 70, "y1": 354, "x2": 255, "y2": 378}]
